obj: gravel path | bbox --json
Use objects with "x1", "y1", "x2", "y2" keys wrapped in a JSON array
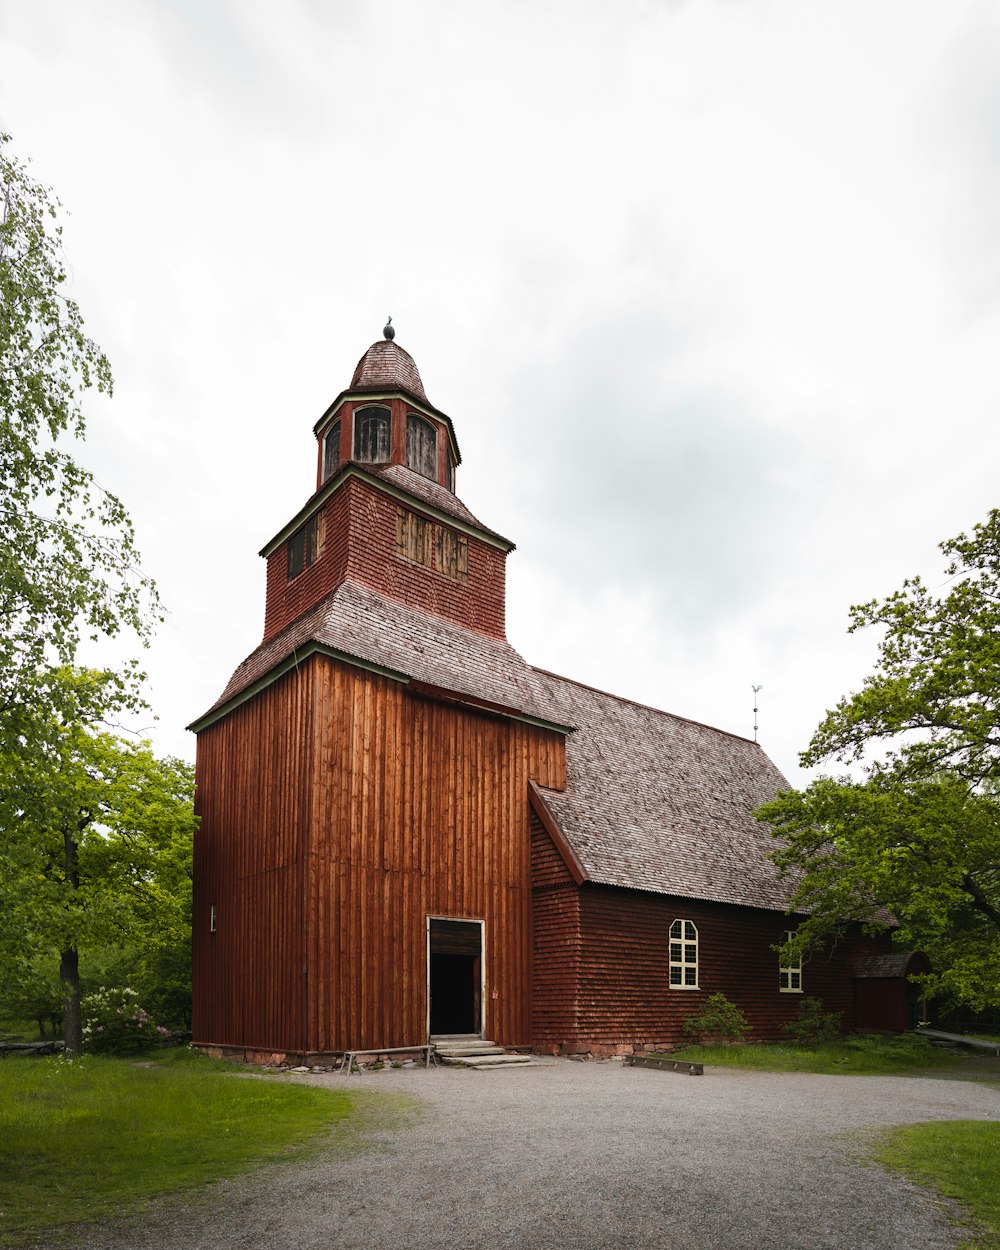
[{"x1": 69, "y1": 1060, "x2": 998, "y2": 1250}]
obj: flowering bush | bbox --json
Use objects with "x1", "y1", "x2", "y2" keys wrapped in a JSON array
[{"x1": 82, "y1": 987, "x2": 169, "y2": 1056}]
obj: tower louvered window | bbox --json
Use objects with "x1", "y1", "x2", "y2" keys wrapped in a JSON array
[
  {"x1": 406, "y1": 414, "x2": 437, "y2": 480},
  {"x1": 435, "y1": 527, "x2": 468, "y2": 581},
  {"x1": 354, "y1": 406, "x2": 390, "y2": 463},
  {"x1": 287, "y1": 516, "x2": 318, "y2": 580},
  {"x1": 669, "y1": 919, "x2": 698, "y2": 988},
  {"x1": 397, "y1": 509, "x2": 432, "y2": 568},
  {"x1": 323, "y1": 419, "x2": 341, "y2": 481}
]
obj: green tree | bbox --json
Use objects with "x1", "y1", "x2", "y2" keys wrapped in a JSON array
[
  {"x1": 1, "y1": 135, "x2": 170, "y2": 1047},
  {"x1": 757, "y1": 510, "x2": 1000, "y2": 1011},
  {"x1": 0, "y1": 668, "x2": 196, "y2": 1052},
  {"x1": 0, "y1": 133, "x2": 158, "y2": 744}
]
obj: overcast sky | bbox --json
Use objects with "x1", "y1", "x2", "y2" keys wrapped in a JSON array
[{"x1": 4, "y1": 0, "x2": 1000, "y2": 783}]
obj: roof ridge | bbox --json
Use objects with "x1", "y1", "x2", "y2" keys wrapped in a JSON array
[{"x1": 530, "y1": 665, "x2": 761, "y2": 747}]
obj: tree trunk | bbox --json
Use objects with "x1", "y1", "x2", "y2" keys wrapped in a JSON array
[
  {"x1": 61, "y1": 827, "x2": 82, "y2": 1054},
  {"x1": 61, "y1": 947, "x2": 81, "y2": 1053}
]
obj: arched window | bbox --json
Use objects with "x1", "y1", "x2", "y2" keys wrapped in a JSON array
[
  {"x1": 669, "y1": 919, "x2": 698, "y2": 988},
  {"x1": 354, "y1": 406, "x2": 390, "y2": 464},
  {"x1": 406, "y1": 413, "x2": 437, "y2": 480},
  {"x1": 323, "y1": 419, "x2": 341, "y2": 481},
  {"x1": 779, "y1": 930, "x2": 802, "y2": 992}
]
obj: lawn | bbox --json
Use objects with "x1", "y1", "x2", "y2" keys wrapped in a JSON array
[
  {"x1": 876, "y1": 1121, "x2": 1000, "y2": 1250},
  {"x1": 0, "y1": 1049, "x2": 394, "y2": 1246},
  {"x1": 664, "y1": 1032, "x2": 1000, "y2": 1076}
]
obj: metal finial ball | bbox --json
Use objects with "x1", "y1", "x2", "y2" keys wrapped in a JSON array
[{"x1": 383, "y1": 317, "x2": 395, "y2": 341}]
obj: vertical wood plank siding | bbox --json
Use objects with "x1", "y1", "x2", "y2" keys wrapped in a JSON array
[
  {"x1": 192, "y1": 670, "x2": 314, "y2": 1051},
  {"x1": 308, "y1": 656, "x2": 564, "y2": 1052},
  {"x1": 195, "y1": 653, "x2": 566, "y2": 1054}
]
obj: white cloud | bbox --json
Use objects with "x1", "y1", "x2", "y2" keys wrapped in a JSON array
[{"x1": 2, "y1": 0, "x2": 998, "y2": 783}]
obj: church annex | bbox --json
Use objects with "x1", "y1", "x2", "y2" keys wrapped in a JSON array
[{"x1": 189, "y1": 328, "x2": 905, "y2": 1062}]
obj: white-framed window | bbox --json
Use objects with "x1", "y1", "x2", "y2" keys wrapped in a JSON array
[
  {"x1": 669, "y1": 918, "x2": 698, "y2": 989},
  {"x1": 779, "y1": 929, "x2": 802, "y2": 992}
]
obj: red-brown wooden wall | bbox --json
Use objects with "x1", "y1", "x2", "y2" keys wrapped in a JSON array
[
  {"x1": 530, "y1": 820, "x2": 893, "y2": 1052},
  {"x1": 193, "y1": 653, "x2": 566, "y2": 1057},
  {"x1": 263, "y1": 476, "x2": 508, "y2": 643},
  {"x1": 193, "y1": 671, "x2": 315, "y2": 1052}
]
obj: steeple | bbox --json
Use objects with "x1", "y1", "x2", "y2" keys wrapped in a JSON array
[
  {"x1": 312, "y1": 324, "x2": 459, "y2": 494},
  {"x1": 350, "y1": 333, "x2": 428, "y2": 402},
  {"x1": 256, "y1": 329, "x2": 513, "y2": 648}
]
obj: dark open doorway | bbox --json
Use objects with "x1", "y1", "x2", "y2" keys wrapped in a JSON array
[{"x1": 428, "y1": 918, "x2": 482, "y2": 1036}]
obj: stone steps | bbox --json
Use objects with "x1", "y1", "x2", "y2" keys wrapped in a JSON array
[
  {"x1": 431, "y1": 1035, "x2": 532, "y2": 1068},
  {"x1": 441, "y1": 1053, "x2": 532, "y2": 1068}
]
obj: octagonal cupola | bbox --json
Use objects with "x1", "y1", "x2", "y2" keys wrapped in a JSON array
[{"x1": 314, "y1": 320, "x2": 461, "y2": 493}]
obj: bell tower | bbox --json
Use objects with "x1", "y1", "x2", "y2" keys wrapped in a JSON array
[{"x1": 257, "y1": 323, "x2": 515, "y2": 645}]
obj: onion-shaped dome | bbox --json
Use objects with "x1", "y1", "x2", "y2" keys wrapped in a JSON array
[{"x1": 350, "y1": 339, "x2": 427, "y2": 402}]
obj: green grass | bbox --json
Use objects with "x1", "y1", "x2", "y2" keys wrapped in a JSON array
[
  {"x1": 662, "y1": 1032, "x2": 989, "y2": 1076},
  {"x1": 876, "y1": 1121, "x2": 1000, "y2": 1250},
  {"x1": 0, "y1": 1049, "x2": 390, "y2": 1246}
]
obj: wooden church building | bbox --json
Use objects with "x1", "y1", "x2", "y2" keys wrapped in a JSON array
[{"x1": 189, "y1": 327, "x2": 907, "y2": 1062}]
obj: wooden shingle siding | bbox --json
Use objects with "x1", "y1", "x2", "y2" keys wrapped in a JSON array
[
  {"x1": 192, "y1": 670, "x2": 313, "y2": 1051},
  {"x1": 530, "y1": 812, "x2": 581, "y2": 1050},
  {"x1": 571, "y1": 886, "x2": 881, "y2": 1047},
  {"x1": 264, "y1": 487, "x2": 350, "y2": 641},
  {"x1": 263, "y1": 477, "x2": 507, "y2": 645}
]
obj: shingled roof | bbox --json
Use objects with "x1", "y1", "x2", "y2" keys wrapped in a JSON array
[
  {"x1": 853, "y1": 952, "x2": 922, "y2": 978},
  {"x1": 530, "y1": 670, "x2": 796, "y2": 913},
  {"x1": 367, "y1": 464, "x2": 512, "y2": 546},
  {"x1": 351, "y1": 339, "x2": 427, "y2": 401},
  {"x1": 191, "y1": 579, "x2": 568, "y2": 731}
]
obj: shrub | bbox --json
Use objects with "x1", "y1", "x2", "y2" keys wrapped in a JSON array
[
  {"x1": 82, "y1": 987, "x2": 168, "y2": 1056},
  {"x1": 682, "y1": 993, "x2": 749, "y2": 1044},
  {"x1": 784, "y1": 996, "x2": 842, "y2": 1044}
]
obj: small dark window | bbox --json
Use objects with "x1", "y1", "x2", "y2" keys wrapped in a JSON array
[
  {"x1": 323, "y1": 419, "x2": 341, "y2": 481},
  {"x1": 354, "y1": 406, "x2": 391, "y2": 463},
  {"x1": 210, "y1": 903, "x2": 217, "y2": 933},
  {"x1": 435, "y1": 527, "x2": 468, "y2": 581},
  {"x1": 406, "y1": 414, "x2": 437, "y2": 480},
  {"x1": 287, "y1": 516, "x2": 318, "y2": 580}
]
